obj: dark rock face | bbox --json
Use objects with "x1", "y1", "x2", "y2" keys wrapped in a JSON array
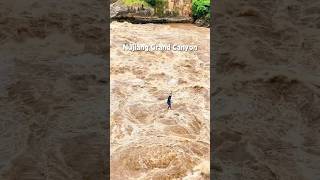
[{"x1": 112, "y1": 16, "x2": 192, "y2": 24}]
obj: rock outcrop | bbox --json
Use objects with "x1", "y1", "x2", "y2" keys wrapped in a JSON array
[
  {"x1": 110, "y1": 1, "x2": 129, "y2": 18},
  {"x1": 110, "y1": 0, "x2": 193, "y2": 23}
]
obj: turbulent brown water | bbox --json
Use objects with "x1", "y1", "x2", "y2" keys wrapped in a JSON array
[{"x1": 110, "y1": 22, "x2": 210, "y2": 179}]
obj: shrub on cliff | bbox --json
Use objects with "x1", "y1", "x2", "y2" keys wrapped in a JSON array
[
  {"x1": 145, "y1": 0, "x2": 156, "y2": 6},
  {"x1": 192, "y1": 0, "x2": 210, "y2": 20}
]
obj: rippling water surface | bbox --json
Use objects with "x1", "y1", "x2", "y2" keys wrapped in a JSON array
[{"x1": 110, "y1": 21, "x2": 210, "y2": 179}]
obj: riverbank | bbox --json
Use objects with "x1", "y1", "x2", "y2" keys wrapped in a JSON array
[
  {"x1": 111, "y1": 16, "x2": 210, "y2": 27},
  {"x1": 110, "y1": 0, "x2": 210, "y2": 27},
  {"x1": 111, "y1": 16, "x2": 193, "y2": 24}
]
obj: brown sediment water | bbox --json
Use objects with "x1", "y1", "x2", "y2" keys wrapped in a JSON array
[{"x1": 110, "y1": 21, "x2": 210, "y2": 179}]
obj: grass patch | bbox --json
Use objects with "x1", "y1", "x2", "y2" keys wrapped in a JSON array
[{"x1": 121, "y1": 0, "x2": 149, "y2": 7}]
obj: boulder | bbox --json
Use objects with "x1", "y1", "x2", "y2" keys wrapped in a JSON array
[{"x1": 110, "y1": 1, "x2": 128, "y2": 19}]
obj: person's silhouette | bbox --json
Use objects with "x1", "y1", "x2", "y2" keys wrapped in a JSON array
[{"x1": 167, "y1": 92, "x2": 172, "y2": 109}]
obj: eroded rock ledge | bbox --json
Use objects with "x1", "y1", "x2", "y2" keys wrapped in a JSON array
[
  {"x1": 111, "y1": 16, "x2": 193, "y2": 24},
  {"x1": 110, "y1": 0, "x2": 207, "y2": 26}
]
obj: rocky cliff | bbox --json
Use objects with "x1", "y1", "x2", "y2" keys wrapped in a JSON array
[
  {"x1": 166, "y1": 0, "x2": 193, "y2": 17},
  {"x1": 111, "y1": 0, "x2": 193, "y2": 23}
]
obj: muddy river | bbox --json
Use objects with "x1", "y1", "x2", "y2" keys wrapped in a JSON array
[{"x1": 110, "y1": 21, "x2": 210, "y2": 179}]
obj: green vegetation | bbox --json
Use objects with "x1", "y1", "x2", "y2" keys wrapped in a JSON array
[
  {"x1": 153, "y1": 0, "x2": 166, "y2": 17},
  {"x1": 145, "y1": 0, "x2": 156, "y2": 6},
  {"x1": 121, "y1": 0, "x2": 149, "y2": 7},
  {"x1": 121, "y1": 0, "x2": 166, "y2": 8},
  {"x1": 192, "y1": 0, "x2": 210, "y2": 20},
  {"x1": 144, "y1": 0, "x2": 166, "y2": 8}
]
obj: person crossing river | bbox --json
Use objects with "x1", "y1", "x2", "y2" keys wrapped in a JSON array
[{"x1": 167, "y1": 91, "x2": 172, "y2": 110}]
